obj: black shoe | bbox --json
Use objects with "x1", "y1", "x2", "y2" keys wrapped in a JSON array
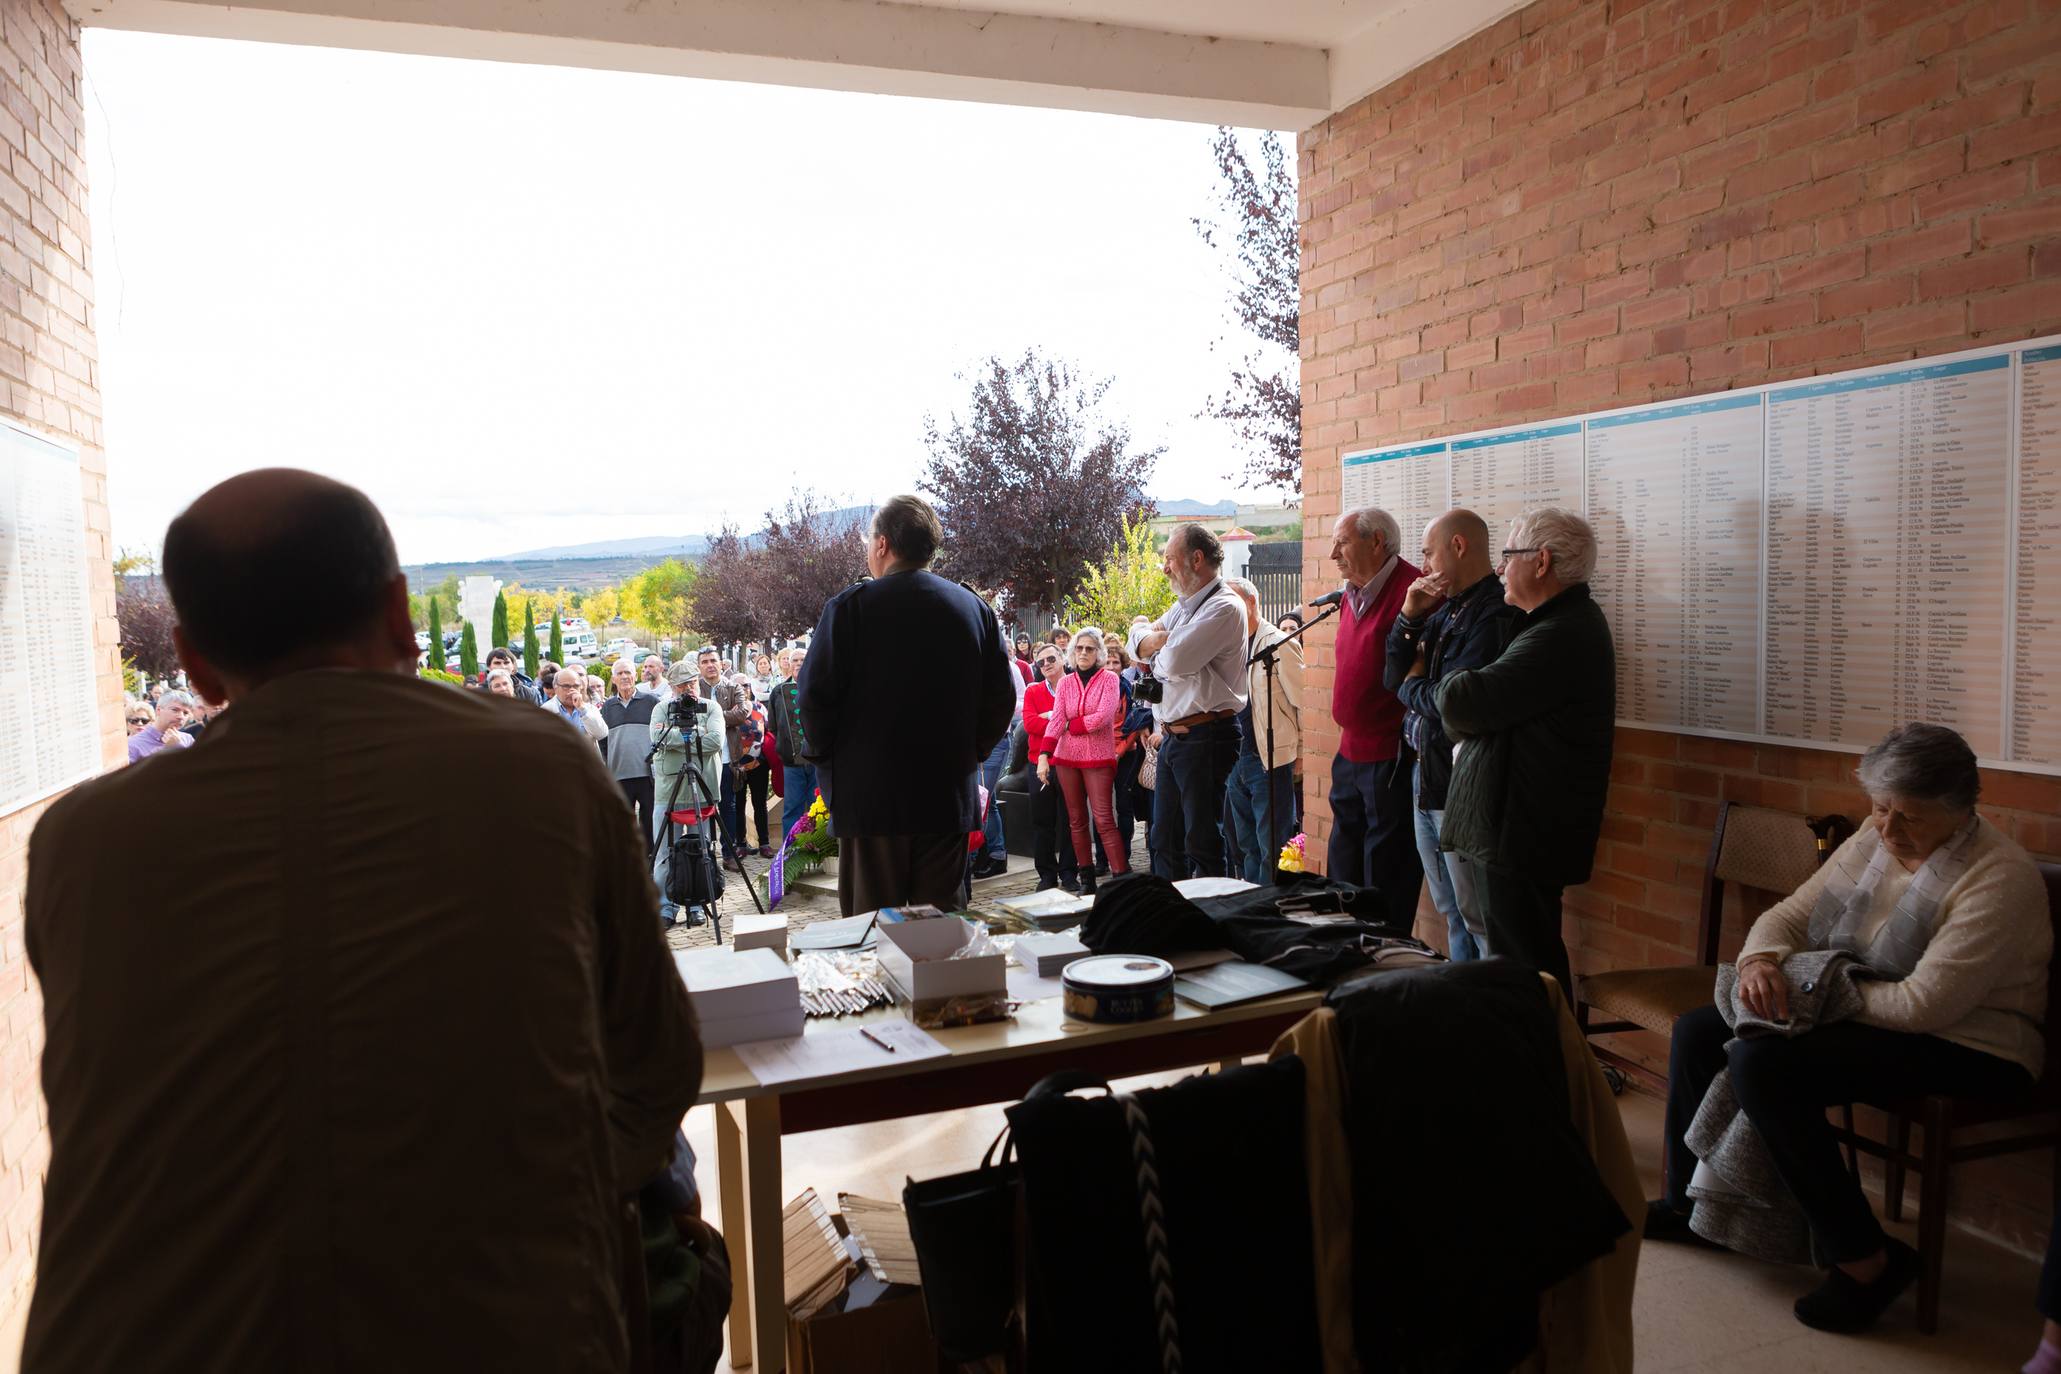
[
  {"x1": 679, "y1": 907, "x2": 707, "y2": 929},
  {"x1": 972, "y1": 856, "x2": 1009, "y2": 881},
  {"x1": 1079, "y1": 872, "x2": 1097, "y2": 897},
  {"x1": 1061, "y1": 877, "x2": 1082, "y2": 895},
  {"x1": 1643, "y1": 1200, "x2": 1722, "y2": 1250},
  {"x1": 1093, "y1": 862, "x2": 1110, "y2": 878},
  {"x1": 1793, "y1": 1239, "x2": 1919, "y2": 1333},
  {"x1": 1035, "y1": 878, "x2": 1057, "y2": 892}
]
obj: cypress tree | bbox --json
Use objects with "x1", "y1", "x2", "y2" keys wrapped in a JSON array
[
  {"x1": 491, "y1": 590, "x2": 509, "y2": 653},
  {"x1": 522, "y1": 602, "x2": 539, "y2": 678},
  {"x1": 549, "y1": 611, "x2": 564, "y2": 664},
  {"x1": 459, "y1": 621, "x2": 479, "y2": 680},
  {"x1": 426, "y1": 597, "x2": 443, "y2": 671}
]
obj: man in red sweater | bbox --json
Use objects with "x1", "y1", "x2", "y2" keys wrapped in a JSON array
[{"x1": 1325, "y1": 506, "x2": 1425, "y2": 928}]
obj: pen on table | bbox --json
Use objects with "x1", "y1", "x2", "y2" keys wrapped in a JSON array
[{"x1": 859, "y1": 1026, "x2": 897, "y2": 1054}]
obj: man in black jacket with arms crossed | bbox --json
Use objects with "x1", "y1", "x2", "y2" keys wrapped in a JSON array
[{"x1": 1433, "y1": 507, "x2": 1616, "y2": 995}]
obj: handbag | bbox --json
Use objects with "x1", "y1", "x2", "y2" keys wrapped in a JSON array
[
  {"x1": 903, "y1": 1122, "x2": 1021, "y2": 1360},
  {"x1": 902, "y1": 1069, "x2": 1109, "y2": 1362},
  {"x1": 1137, "y1": 737, "x2": 1159, "y2": 790}
]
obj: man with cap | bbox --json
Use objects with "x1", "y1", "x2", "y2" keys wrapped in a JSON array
[{"x1": 650, "y1": 657, "x2": 728, "y2": 926}]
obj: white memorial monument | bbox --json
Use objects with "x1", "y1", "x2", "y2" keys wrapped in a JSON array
[{"x1": 458, "y1": 575, "x2": 503, "y2": 655}]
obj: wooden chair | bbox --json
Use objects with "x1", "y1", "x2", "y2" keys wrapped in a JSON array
[
  {"x1": 1576, "y1": 802, "x2": 1848, "y2": 1091},
  {"x1": 1828, "y1": 860, "x2": 2061, "y2": 1335}
]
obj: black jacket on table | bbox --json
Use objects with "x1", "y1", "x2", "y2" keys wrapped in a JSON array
[
  {"x1": 1434, "y1": 581, "x2": 1616, "y2": 886},
  {"x1": 797, "y1": 569, "x2": 1017, "y2": 838},
  {"x1": 1380, "y1": 572, "x2": 1522, "y2": 812}
]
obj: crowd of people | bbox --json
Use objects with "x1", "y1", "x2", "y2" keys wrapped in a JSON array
[{"x1": 57, "y1": 472, "x2": 2060, "y2": 1363}]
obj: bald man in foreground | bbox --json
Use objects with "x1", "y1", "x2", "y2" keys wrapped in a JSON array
[
  {"x1": 23, "y1": 470, "x2": 703, "y2": 1372},
  {"x1": 1382, "y1": 509, "x2": 1522, "y2": 961}
]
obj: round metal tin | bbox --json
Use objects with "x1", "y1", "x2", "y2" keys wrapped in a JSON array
[{"x1": 1061, "y1": 955, "x2": 1176, "y2": 1024}]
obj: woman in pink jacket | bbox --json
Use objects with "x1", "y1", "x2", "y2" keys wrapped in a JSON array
[{"x1": 1036, "y1": 626, "x2": 1130, "y2": 893}]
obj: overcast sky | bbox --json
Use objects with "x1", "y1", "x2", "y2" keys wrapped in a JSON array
[{"x1": 81, "y1": 31, "x2": 1288, "y2": 565}]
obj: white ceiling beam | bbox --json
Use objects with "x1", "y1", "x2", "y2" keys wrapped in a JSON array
[
  {"x1": 65, "y1": 0, "x2": 1331, "y2": 129},
  {"x1": 1326, "y1": 0, "x2": 1530, "y2": 119}
]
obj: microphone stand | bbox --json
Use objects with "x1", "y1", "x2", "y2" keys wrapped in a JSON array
[{"x1": 1247, "y1": 599, "x2": 1343, "y2": 885}]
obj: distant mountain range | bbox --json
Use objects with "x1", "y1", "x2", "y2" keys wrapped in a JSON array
[{"x1": 403, "y1": 497, "x2": 1241, "y2": 592}]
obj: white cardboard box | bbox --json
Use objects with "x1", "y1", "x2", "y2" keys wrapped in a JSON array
[
  {"x1": 876, "y1": 917, "x2": 1006, "y2": 1003},
  {"x1": 731, "y1": 913, "x2": 789, "y2": 955}
]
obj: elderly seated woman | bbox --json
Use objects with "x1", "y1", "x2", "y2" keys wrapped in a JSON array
[{"x1": 1645, "y1": 722, "x2": 2050, "y2": 1334}]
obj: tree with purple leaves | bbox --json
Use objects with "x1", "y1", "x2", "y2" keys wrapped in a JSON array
[{"x1": 920, "y1": 350, "x2": 1159, "y2": 628}]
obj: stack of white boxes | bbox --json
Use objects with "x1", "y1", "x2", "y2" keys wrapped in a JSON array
[{"x1": 674, "y1": 946, "x2": 805, "y2": 1048}]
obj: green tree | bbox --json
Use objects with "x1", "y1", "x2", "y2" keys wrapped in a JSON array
[
  {"x1": 427, "y1": 597, "x2": 443, "y2": 666},
  {"x1": 459, "y1": 621, "x2": 479, "y2": 679},
  {"x1": 1061, "y1": 514, "x2": 1174, "y2": 637},
  {"x1": 626, "y1": 558, "x2": 699, "y2": 645},
  {"x1": 549, "y1": 612, "x2": 564, "y2": 663},
  {"x1": 522, "y1": 601, "x2": 539, "y2": 678},
  {"x1": 491, "y1": 590, "x2": 509, "y2": 651}
]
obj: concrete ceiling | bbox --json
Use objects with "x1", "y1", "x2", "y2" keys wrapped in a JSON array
[{"x1": 62, "y1": 0, "x2": 1529, "y2": 130}]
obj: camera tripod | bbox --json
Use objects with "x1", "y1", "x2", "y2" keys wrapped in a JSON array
[{"x1": 654, "y1": 719, "x2": 769, "y2": 944}]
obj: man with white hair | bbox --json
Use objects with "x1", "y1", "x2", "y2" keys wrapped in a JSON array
[
  {"x1": 1325, "y1": 506, "x2": 1423, "y2": 926},
  {"x1": 127, "y1": 691, "x2": 195, "y2": 763},
  {"x1": 1435, "y1": 507, "x2": 1616, "y2": 995}
]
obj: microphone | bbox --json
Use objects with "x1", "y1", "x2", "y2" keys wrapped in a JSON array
[{"x1": 1307, "y1": 590, "x2": 1346, "y2": 608}]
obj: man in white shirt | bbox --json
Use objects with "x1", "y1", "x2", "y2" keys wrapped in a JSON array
[{"x1": 1130, "y1": 523, "x2": 1249, "y2": 878}]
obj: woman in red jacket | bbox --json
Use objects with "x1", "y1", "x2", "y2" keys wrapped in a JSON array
[{"x1": 1036, "y1": 626, "x2": 1129, "y2": 894}]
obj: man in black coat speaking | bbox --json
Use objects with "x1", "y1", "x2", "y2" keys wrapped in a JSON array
[{"x1": 799, "y1": 494, "x2": 1017, "y2": 915}]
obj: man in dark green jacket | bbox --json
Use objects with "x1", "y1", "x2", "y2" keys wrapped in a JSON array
[{"x1": 1432, "y1": 507, "x2": 1615, "y2": 995}]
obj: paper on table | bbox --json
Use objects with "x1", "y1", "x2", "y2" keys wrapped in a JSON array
[
  {"x1": 1006, "y1": 967, "x2": 1066, "y2": 1003},
  {"x1": 1173, "y1": 876, "x2": 1258, "y2": 898},
  {"x1": 734, "y1": 1021, "x2": 949, "y2": 1085}
]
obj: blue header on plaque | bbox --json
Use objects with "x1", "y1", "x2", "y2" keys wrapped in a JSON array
[
  {"x1": 1768, "y1": 352, "x2": 2008, "y2": 403},
  {"x1": 1452, "y1": 422, "x2": 1581, "y2": 450},
  {"x1": 2023, "y1": 345, "x2": 2061, "y2": 366},
  {"x1": 1589, "y1": 392, "x2": 1763, "y2": 429},
  {"x1": 1343, "y1": 440, "x2": 1447, "y2": 465}
]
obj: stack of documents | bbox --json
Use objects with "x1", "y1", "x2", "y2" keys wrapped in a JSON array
[
  {"x1": 994, "y1": 888, "x2": 1093, "y2": 930},
  {"x1": 674, "y1": 946, "x2": 804, "y2": 1047},
  {"x1": 1010, "y1": 932, "x2": 1089, "y2": 978}
]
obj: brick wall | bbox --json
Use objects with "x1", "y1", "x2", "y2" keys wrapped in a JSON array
[
  {"x1": 0, "y1": 0, "x2": 110, "y2": 1330},
  {"x1": 1298, "y1": 0, "x2": 2061, "y2": 1255}
]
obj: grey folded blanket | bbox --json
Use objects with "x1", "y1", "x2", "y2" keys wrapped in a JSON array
[{"x1": 1683, "y1": 949, "x2": 1868, "y2": 1264}]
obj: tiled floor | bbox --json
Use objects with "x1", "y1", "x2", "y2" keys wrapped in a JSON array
[{"x1": 688, "y1": 1082, "x2": 2045, "y2": 1374}]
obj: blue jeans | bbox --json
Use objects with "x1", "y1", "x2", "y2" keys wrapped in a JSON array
[
  {"x1": 781, "y1": 762, "x2": 818, "y2": 842},
  {"x1": 1226, "y1": 752, "x2": 1296, "y2": 886},
  {"x1": 1413, "y1": 761, "x2": 1481, "y2": 960},
  {"x1": 978, "y1": 732, "x2": 1011, "y2": 861}
]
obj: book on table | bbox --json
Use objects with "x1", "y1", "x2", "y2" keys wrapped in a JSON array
[{"x1": 1171, "y1": 959, "x2": 1310, "y2": 1010}]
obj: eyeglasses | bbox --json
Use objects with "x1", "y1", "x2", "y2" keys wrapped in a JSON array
[
  {"x1": 1036, "y1": 657, "x2": 1059, "y2": 668},
  {"x1": 1498, "y1": 547, "x2": 1541, "y2": 564}
]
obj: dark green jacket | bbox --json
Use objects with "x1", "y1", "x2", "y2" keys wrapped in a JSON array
[{"x1": 1434, "y1": 582, "x2": 1615, "y2": 886}]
